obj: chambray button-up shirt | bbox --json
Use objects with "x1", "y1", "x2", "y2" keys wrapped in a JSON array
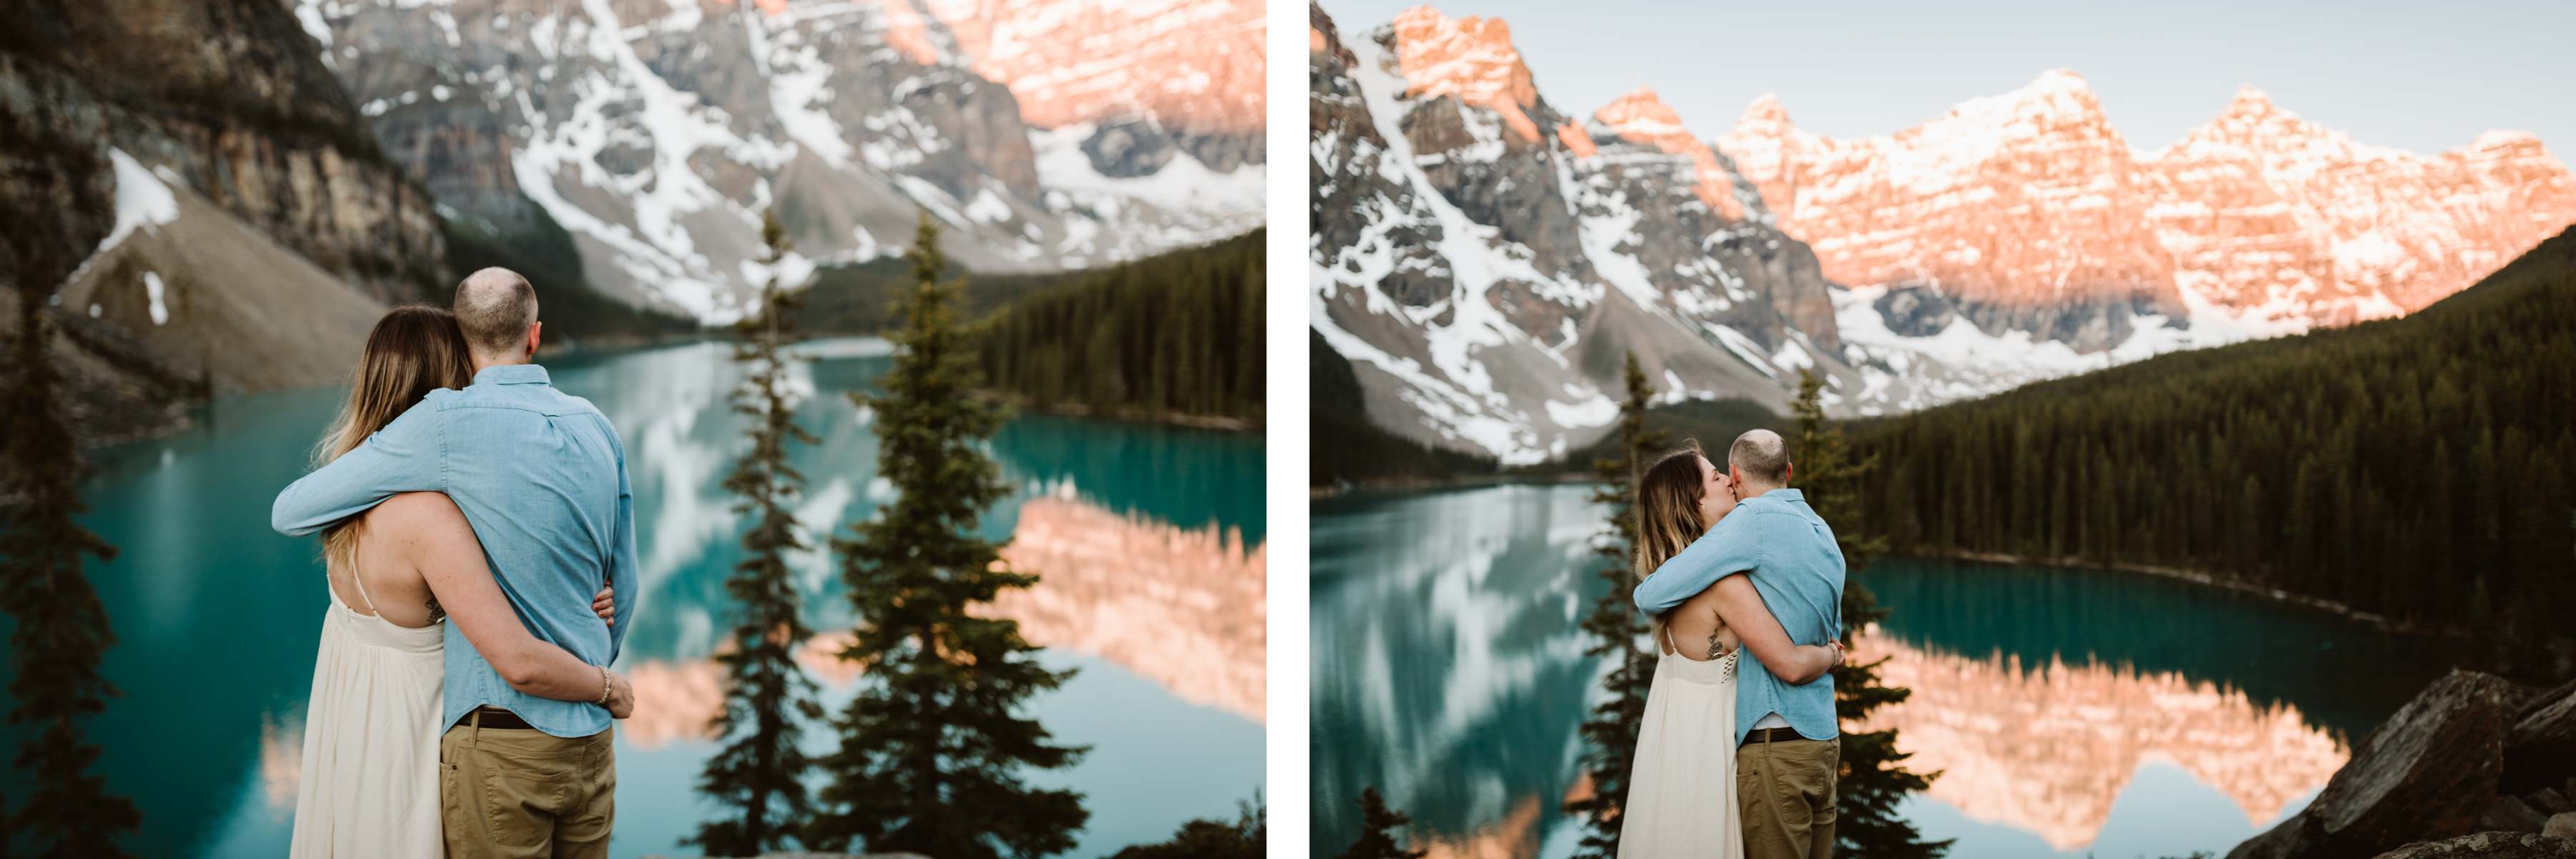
[
  {"x1": 1633, "y1": 488, "x2": 1845, "y2": 745},
  {"x1": 272, "y1": 364, "x2": 637, "y2": 739}
]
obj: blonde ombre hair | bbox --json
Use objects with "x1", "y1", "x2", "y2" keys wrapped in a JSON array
[
  {"x1": 313, "y1": 306, "x2": 475, "y2": 572},
  {"x1": 1634, "y1": 441, "x2": 1712, "y2": 654}
]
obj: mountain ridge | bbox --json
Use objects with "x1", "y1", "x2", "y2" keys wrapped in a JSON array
[{"x1": 1312, "y1": 1, "x2": 2576, "y2": 463}]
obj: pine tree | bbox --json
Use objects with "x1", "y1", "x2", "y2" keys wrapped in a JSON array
[
  {"x1": 1791, "y1": 371, "x2": 1949, "y2": 859},
  {"x1": 1566, "y1": 352, "x2": 1667, "y2": 858},
  {"x1": 1, "y1": 245, "x2": 141, "y2": 856},
  {"x1": 688, "y1": 210, "x2": 825, "y2": 856},
  {"x1": 1336, "y1": 787, "x2": 1426, "y2": 859},
  {"x1": 1107, "y1": 792, "x2": 1264, "y2": 859},
  {"x1": 806, "y1": 213, "x2": 1088, "y2": 858}
]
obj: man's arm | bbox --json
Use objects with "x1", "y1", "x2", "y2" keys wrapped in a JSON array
[
  {"x1": 603, "y1": 423, "x2": 638, "y2": 662},
  {"x1": 270, "y1": 402, "x2": 444, "y2": 536},
  {"x1": 1633, "y1": 513, "x2": 1759, "y2": 613}
]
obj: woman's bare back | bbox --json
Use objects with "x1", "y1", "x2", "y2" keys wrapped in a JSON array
[
  {"x1": 1662, "y1": 584, "x2": 1741, "y2": 661},
  {"x1": 326, "y1": 493, "x2": 472, "y2": 629}
]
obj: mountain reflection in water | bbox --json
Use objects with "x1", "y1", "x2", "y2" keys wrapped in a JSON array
[
  {"x1": 1309, "y1": 485, "x2": 2445, "y2": 858},
  {"x1": 1852, "y1": 635, "x2": 2345, "y2": 850},
  {"x1": 611, "y1": 493, "x2": 1267, "y2": 749}
]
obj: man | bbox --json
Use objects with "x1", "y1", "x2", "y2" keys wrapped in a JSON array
[
  {"x1": 273, "y1": 268, "x2": 638, "y2": 858},
  {"x1": 1634, "y1": 429, "x2": 1845, "y2": 859}
]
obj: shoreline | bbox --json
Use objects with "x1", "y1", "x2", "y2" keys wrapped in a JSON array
[
  {"x1": 1890, "y1": 547, "x2": 2467, "y2": 639},
  {"x1": 975, "y1": 392, "x2": 1261, "y2": 434}
]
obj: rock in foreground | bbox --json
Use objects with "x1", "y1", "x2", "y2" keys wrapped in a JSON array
[
  {"x1": 2374, "y1": 832, "x2": 2576, "y2": 858},
  {"x1": 2231, "y1": 670, "x2": 2523, "y2": 859}
]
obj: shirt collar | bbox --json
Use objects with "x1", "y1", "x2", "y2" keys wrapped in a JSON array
[
  {"x1": 474, "y1": 364, "x2": 551, "y2": 387},
  {"x1": 1747, "y1": 487, "x2": 1805, "y2": 505}
]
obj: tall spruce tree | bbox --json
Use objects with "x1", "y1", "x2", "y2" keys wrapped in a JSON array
[
  {"x1": 806, "y1": 213, "x2": 1088, "y2": 858},
  {"x1": 1566, "y1": 352, "x2": 1667, "y2": 858},
  {"x1": 1336, "y1": 787, "x2": 1426, "y2": 859},
  {"x1": 1, "y1": 248, "x2": 141, "y2": 856},
  {"x1": 688, "y1": 210, "x2": 824, "y2": 855},
  {"x1": 1791, "y1": 371, "x2": 1948, "y2": 859}
]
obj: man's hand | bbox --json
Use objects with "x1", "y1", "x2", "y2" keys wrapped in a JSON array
[
  {"x1": 606, "y1": 672, "x2": 635, "y2": 719},
  {"x1": 593, "y1": 584, "x2": 615, "y2": 624}
]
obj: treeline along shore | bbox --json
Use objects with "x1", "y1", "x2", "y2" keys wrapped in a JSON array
[{"x1": 1852, "y1": 226, "x2": 2576, "y2": 681}]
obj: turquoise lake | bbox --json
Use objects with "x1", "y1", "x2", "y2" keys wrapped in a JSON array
[{"x1": 2, "y1": 338, "x2": 1266, "y2": 858}]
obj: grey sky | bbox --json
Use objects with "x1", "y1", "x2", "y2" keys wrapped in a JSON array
[{"x1": 1315, "y1": 0, "x2": 2575, "y2": 157}]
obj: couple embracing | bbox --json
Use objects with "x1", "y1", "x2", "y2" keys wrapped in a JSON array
[
  {"x1": 269, "y1": 268, "x2": 641, "y2": 858},
  {"x1": 1619, "y1": 430, "x2": 1848, "y2": 859}
]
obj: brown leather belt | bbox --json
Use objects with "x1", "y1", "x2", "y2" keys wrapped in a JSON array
[
  {"x1": 466, "y1": 707, "x2": 537, "y2": 731},
  {"x1": 1740, "y1": 727, "x2": 1813, "y2": 747}
]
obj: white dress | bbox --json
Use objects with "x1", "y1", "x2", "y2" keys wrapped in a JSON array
[
  {"x1": 1618, "y1": 637, "x2": 1745, "y2": 858},
  {"x1": 288, "y1": 562, "x2": 446, "y2": 859}
]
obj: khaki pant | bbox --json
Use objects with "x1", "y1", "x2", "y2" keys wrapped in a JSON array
[
  {"x1": 1737, "y1": 736, "x2": 1838, "y2": 859},
  {"x1": 439, "y1": 714, "x2": 616, "y2": 859}
]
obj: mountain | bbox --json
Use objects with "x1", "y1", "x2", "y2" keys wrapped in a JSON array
[
  {"x1": 1718, "y1": 70, "x2": 2576, "y2": 361},
  {"x1": 1309, "y1": 3, "x2": 1853, "y2": 465},
  {"x1": 2, "y1": 0, "x2": 449, "y2": 441},
  {"x1": 292, "y1": 0, "x2": 1265, "y2": 322},
  {"x1": 1310, "y1": 3, "x2": 2576, "y2": 463}
]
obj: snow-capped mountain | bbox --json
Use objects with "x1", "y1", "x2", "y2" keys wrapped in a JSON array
[
  {"x1": 1312, "y1": 2, "x2": 2576, "y2": 464},
  {"x1": 1312, "y1": 4, "x2": 1865, "y2": 464},
  {"x1": 1717, "y1": 69, "x2": 2576, "y2": 345},
  {"x1": 295, "y1": 0, "x2": 1264, "y2": 322}
]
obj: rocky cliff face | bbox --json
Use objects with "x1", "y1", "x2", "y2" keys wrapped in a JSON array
[
  {"x1": 3, "y1": 0, "x2": 445, "y2": 303},
  {"x1": 293, "y1": 0, "x2": 1264, "y2": 322},
  {"x1": 1309, "y1": 3, "x2": 1850, "y2": 463},
  {"x1": 1, "y1": 0, "x2": 444, "y2": 440}
]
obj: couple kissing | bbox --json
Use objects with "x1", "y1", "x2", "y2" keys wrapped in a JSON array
[{"x1": 1620, "y1": 430, "x2": 1848, "y2": 859}]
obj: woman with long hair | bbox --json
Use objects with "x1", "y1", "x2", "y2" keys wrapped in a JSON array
[
  {"x1": 1617, "y1": 441, "x2": 1843, "y2": 857},
  {"x1": 288, "y1": 306, "x2": 630, "y2": 858}
]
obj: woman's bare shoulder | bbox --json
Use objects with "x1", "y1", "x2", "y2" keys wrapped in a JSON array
[{"x1": 368, "y1": 492, "x2": 470, "y2": 530}]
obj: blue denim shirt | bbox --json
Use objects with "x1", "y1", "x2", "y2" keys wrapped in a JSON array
[
  {"x1": 1633, "y1": 488, "x2": 1843, "y2": 745},
  {"x1": 272, "y1": 364, "x2": 636, "y2": 738}
]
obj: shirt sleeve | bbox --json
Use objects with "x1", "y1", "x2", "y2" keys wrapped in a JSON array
[
  {"x1": 604, "y1": 421, "x2": 638, "y2": 664},
  {"x1": 270, "y1": 400, "x2": 444, "y2": 537},
  {"x1": 1633, "y1": 508, "x2": 1764, "y2": 613}
]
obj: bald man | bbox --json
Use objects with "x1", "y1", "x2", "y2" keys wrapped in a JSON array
[
  {"x1": 273, "y1": 267, "x2": 637, "y2": 858},
  {"x1": 1634, "y1": 428, "x2": 1848, "y2": 859}
]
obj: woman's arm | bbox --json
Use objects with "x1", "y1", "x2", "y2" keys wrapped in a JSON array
[
  {"x1": 377, "y1": 492, "x2": 635, "y2": 715},
  {"x1": 1708, "y1": 575, "x2": 1843, "y2": 684}
]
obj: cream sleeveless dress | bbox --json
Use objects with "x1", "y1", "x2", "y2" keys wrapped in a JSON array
[
  {"x1": 1617, "y1": 634, "x2": 1745, "y2": 858},
  {"x1": 288, "y1": 560, "x2": 446, "y2": 858}
]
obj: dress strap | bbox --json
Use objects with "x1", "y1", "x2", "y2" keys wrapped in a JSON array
[{"x1": 348, "y1": 552, "x2": 382, "y2": 617}]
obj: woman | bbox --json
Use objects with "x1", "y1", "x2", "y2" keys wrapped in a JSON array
[
  {"x1": 1618, "y1": 442, "x2": 1843, "y2": 857},
  {"x1": 288, "y1": 306, "x2": 632, "y2": 858}
]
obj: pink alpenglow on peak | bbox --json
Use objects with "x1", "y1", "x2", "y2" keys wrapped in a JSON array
[
  {"x1": 1716, "y1": 69, "x2": 2176, "y2": 316},
  {"x1": 1387, "y1": 5, "x2": 1543, "y2": 142},
  {"x1": 898, "y1": 0, "x2": 1264, "y2": 135},
  {"x1": 1715, "y1": 69, "x2": 2576, "y2": 326},
  {"x1": 1592, "y1": 87, "x2": 1742, "y2": 219}
]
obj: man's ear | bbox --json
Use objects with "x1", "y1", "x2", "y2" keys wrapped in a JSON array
[
  {"x1": 1783, "y1": 460, "x2": 1793, "y2": 485},
  {"x1": 525, "y1": 321, "x2": 542, "y2": 358}
]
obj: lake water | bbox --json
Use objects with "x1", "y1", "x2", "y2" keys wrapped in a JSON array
[
  {"x1": 1309, "y1": 483, "x2": 2456, "y2": 859},
  {"x1": 1, "y1": 338, "x2": 1266, "y2": 858}
]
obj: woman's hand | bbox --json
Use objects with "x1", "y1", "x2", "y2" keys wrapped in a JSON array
[
  {"x1": 592, "y1": 584, "x2": 615, "y2": 625},
  {"x1": 605, "y1": 672, "x2": 635, "y2": 719}
]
